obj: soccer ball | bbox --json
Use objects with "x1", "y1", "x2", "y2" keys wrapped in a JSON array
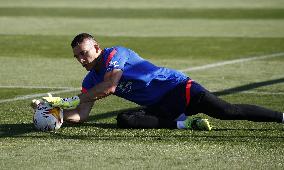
[{"x1": 33, "y1": 102, "x2": 63, "y2": 131}]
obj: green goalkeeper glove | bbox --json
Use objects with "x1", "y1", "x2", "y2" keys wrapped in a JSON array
[{"x1": 42, "y1": 93, "x2": 80, "y2": 110}]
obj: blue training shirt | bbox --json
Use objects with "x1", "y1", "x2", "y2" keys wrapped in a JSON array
[{"x1": 82, "y1": 46, "x2": 189, "y2": 106}]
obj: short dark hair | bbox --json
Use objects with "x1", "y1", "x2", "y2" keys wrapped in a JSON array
[{"x1": 71, "y1": 33, "x2": 97, "y2": 48}]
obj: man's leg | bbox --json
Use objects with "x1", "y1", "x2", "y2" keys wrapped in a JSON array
[
  {"x1": 189, "y1": 91, "x2": 283, "y2": 123},
  {"x1": 116, "y1": 109, "x2": 177, "y2": 129},
  {"x1": 116, "y1": 108, "x2": 212, "y2": 130}
]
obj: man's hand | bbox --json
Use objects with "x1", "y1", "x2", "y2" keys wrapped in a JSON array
[{"x1": 42, "y1": 93, "x2": 80, "y2": 110}]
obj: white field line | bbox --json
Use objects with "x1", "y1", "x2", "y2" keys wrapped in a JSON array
[
  {"x1": 0, "y1": 52, "x2": 284, "y2": 103},
  {"x1": 0, "y1": 85, "x2": 75, "y2": 89},
  {"x1": 211, "y1": 90, "x2": 284, "y2": 95},
  {"x1": 0, "y1": 88, "x2": 80, "y2": 104},
  {"x1": 179, "y1": 52, "x2": 284, "y2": 72},
  {"x1": 240, "y1": 91, "x2": 284, "y2": 95}
]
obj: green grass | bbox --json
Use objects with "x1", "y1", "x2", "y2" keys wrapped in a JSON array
[
  {"x1": 1, "y1": 0, "x2": 284, "y2": 9},
  {"x1": 0, "y1": 88, "x2": 52, "y2": 99},
  {"x1": 1, "y1": 17, "x2": 284, "y2": 37},
  {"x1": 2, "y1": 8, "x2": 284, "y2": 19},
  {"x1": 0, "y1": 0, "x2": 284, "y2": 169},
  {"x1": 1, "y1": 35, "x2": 284, "y2": 60}
]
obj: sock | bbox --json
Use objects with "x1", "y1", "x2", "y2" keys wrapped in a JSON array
[
  {"x1": 177, "y1": 121, "x2": 186, "y2": 129},
  {"x1": 175, "y1": 113, "x2": 187, "y2": 121},
  {"x1": 282, "y1": 113, "x2": 284, "y2": 123}
]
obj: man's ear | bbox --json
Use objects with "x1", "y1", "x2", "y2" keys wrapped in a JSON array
[{"x1": 94, "y1": 44, "x2": 100, "y2": 53}]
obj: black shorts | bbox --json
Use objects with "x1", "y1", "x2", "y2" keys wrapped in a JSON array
[{"x1": 144, "y1": 79, "x2": 208, "y2": 120}]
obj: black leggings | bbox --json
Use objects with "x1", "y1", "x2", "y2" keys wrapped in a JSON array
[{"x1": 116, "y1": 91, "x2": 283, "y2": 129}]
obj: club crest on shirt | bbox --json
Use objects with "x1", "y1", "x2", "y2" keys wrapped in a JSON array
[{"x1": 107, "y1": 61, "x2": 120, "y2": 72}]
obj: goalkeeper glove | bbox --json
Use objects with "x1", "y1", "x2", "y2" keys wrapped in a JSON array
[
  {"x1": 31, "y1": 99, "x2": 43, "y2": 109},
  {"x1": 42, "y1": 93, "x2": 80, "y2": 110}
]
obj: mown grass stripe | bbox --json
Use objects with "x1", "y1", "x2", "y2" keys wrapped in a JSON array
[
  {"x1": 1, "y1": 8, "x2": 284, "y2": 19},
  {"x1": 0, "y1": 88, "x2": 80, "y2": 104},
  {"x1": 0, "y1": 85, "x2": 76, "y2": 90},
  {"x1": 240, "y1": 91, "x2": 284, "y2": 95},
  {"x1": 1, "y1": 35, "x2": 284, "y2": 60},
  {"x1": 1, "y1": 0, "x2": 283, "y2": 9},
  {"x1": 1, "y1": 17, "x2": 284, "y2": 37},
  {"x1": 180, "y1": 52, "x2": 284, "y2": 72}
]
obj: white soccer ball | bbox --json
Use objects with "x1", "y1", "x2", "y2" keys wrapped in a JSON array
[{"x1": 33, "y1": 102, "x2": 63, "y2": 131}]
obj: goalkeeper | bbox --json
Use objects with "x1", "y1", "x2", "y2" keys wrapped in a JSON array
[{"x1": 41, "y1": 33, "x2": 284, "y2": 130}]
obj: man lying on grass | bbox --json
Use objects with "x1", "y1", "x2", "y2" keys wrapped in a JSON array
[{"x1": 36, "y1": 33, "x2": 284, "y2": 130}]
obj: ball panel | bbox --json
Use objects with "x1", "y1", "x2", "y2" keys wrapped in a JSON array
[{"x1": 33, "y1": 102, "x2": 63, "y2": 131}]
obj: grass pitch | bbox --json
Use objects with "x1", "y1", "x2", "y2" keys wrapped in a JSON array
[{"x1": 0, "y1": 0, "x2": 284, "y2": 169}]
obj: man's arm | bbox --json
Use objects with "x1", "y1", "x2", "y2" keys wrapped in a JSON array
[
  {"x1": 63, "y1": 101, "x2": 94, "y2": 123},
  {"x1": 42, "y1": 69, "x2": 123, "y2": 110},
  {"x1": 62, "y1": 69, "x2": 123, "y2": 123},
  {"x1": 79, "y1": 69, "x2": 123, "y2": 104}
]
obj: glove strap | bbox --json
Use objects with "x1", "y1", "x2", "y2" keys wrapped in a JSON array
[{"x1": 61, "y1": 96, "x2": 80, "y2": 109}]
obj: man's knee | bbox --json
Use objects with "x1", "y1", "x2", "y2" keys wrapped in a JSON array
[
  {"x1": 116, "y1": 110, "x2": 146, "y2": 128},
  {"x1": 116, "y1": 112, "x2": 133, "y2": 128}
]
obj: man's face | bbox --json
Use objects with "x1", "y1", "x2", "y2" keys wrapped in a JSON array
[{"x1": 73, "y1": 39, "x2": 99, "y2": 71}]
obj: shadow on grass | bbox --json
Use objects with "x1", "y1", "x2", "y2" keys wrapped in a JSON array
[
  {"x1": 62, "y1": 122, "x2": 117, "y2": 129},
  {"x1": 1, "y1": 120, "x2": 283, "y2": 142},
  {"x1": 0, "y1": 122, "x2": 118, "y2": 138},
  {"x1": 1, "y1": 124, "x2": 283, "y2": 143},
  {"x1": 213, "y1": 77, "x2": 284, "y2": 96},
  {"x1": 0, "y1": 123, "x2": 36, "y2": 137},
  {"x1": 87, "y1": 106, "x2": 143, "y2": 122},
  {"x1": 0, "y1": 107, "x2": 143, "y2": 138},
  {"x1": 46, "y1": 131, "x2": 284, "y2": 142},
  {"x1": 1, "y1": 78, "x2": 284, "y2": 139}
]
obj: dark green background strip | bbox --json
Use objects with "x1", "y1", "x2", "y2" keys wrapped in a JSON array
[{"x1": 1, "y1": 8, "x2": 284, "y2": 19}]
